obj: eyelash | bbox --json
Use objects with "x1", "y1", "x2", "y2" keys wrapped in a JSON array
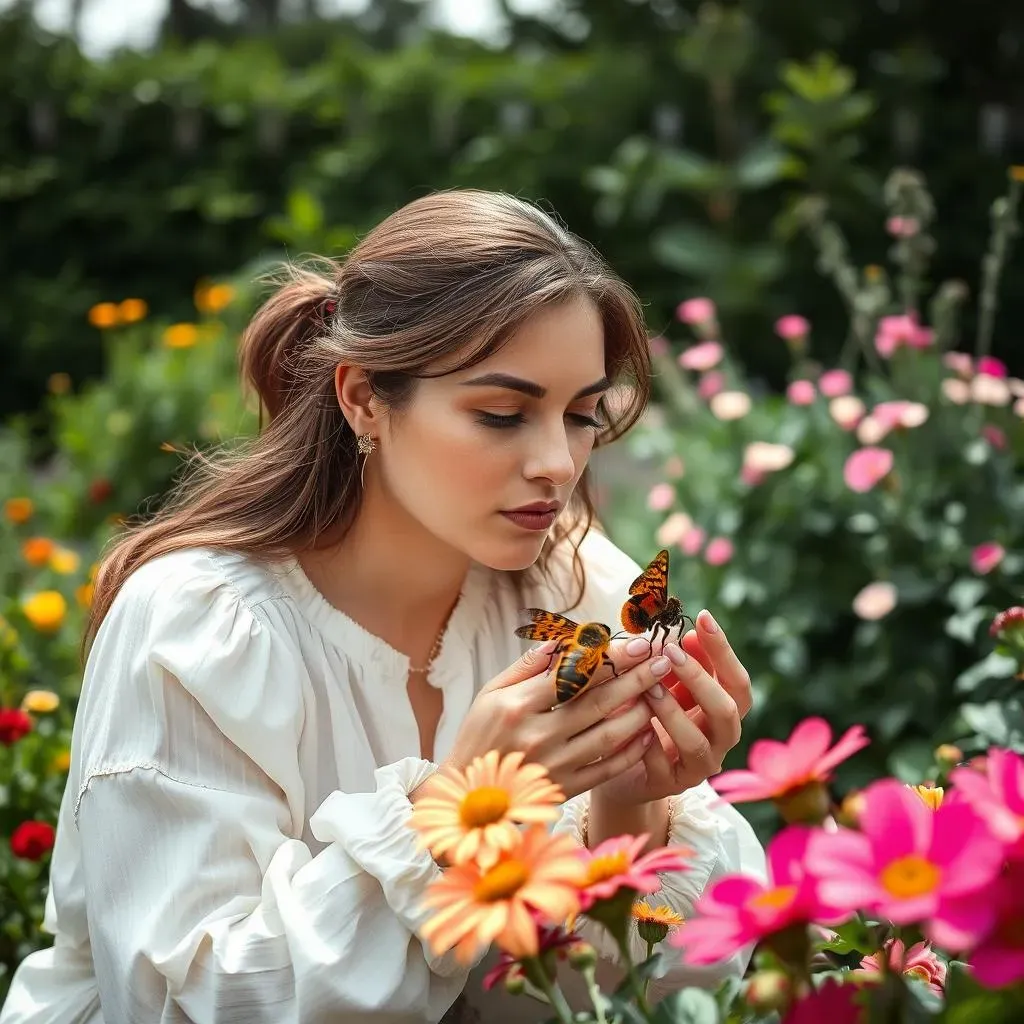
[{"x1": 475, "y1": 412, "x2": 605, "y2": 431}]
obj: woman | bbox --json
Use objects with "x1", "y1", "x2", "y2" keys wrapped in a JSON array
[{"x1": 2, "y1": 190, "x2": 763, "y2": 1023}]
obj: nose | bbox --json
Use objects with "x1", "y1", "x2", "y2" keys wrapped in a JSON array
[{"x1": 523, "y1": 423, "x2": 576, "y2": 487}]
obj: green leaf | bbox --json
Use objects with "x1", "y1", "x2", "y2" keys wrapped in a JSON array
[
  {"x1": 733, "y1": 141, "x2": 788, "y2": 189},
  {"x1": 954, "y1": 652, "x2": 1020, "y2": 694},
  {"x1": 819, "y1": 917, "x2": 875, "y2": 955},
  {"x1": 651, "y1": 987, "x2": 720, "y2": 1024},
  {"x1": 947, "y1": 578, "x2": 988, "y2": 612}
]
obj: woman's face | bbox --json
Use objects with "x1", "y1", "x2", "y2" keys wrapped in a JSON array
[{"x1": 378, "y1": 295, "x2": 608, "y2": 571}]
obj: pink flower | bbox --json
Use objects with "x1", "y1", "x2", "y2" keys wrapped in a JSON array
[
  {"x1": 819, "y1": 369, "x2": 853, "y2": 398},
  {"x1": 852, "y1": 581, "x2": 897, "y2": 621},
  {"x1": 741, "y1": 465, "x2": 765, "y2": 487},
  {"x1": 679, "y1": 526, "x2": 706, "y2": 556},
  {"x1": 775, "y1": 315, "x2": 810, "y2": 341},
  {"x1": 646, "y1": 482, "x2": 676, "y2": 512},
  {"x1": 709, "y1": 390, "x2": 752, "y2": 421},
  {"x1": 705, "y1": 537, "x2": 734, "y2": 566},
  {"x1": 577, "y1": 835, "x2": 692, "y2": 910},
  {"x1": 743, "y1": 441, "x2": 795, "y2": 474},
  {"x1": 698, "y1": 371, "x2": 725, "y2": 399},
  {"x1": 942, "y1": 378, "x2": 971, "y2": 404},
  {"x1": 843, "y1": 447, "x2": 894, "y2": 493},
  {"x1": 856, "y1": 939, "x2": 947, "y2": 996},
  {"x1": 806, "y1": 779, "x2": 1006, "y2": 950},
  {"x1": 872, "y1": 400, "x2": 929, "y2": 431},
  {"x1": 829, "y1": 396, "x2": 866, "y2": 431},
  {"x1": 855, "y1": 415, "x2": 888, "y2": 445},
  {"x1": 678, "y1": 341, "x2": 724, "y2": 372},
  {"x1": 966, "y1": 861, "x2": 1024, "y2": 988},
  {"x1": 656, "y1": 512, "x2": 694, "y2": 548},
  {"x1": 971, "y1": 374, "x2": 1012, "y2": 406},
  {"x1": 786, "y1": 380, "x2": 816, "y2": 405},
  {"x1": 977, "y1": 356, "x2": 1008, "y2": 378},
  {"x1": 712, "y1": 717, "x2": 869, "y2": 805},
  {"x1": 886, "y1": 216, "x2": 920, "y2": 238},
  {"x1": 671, "y1": 827, "x2": 851, "y2": 965},
  {"x1": 677, "y1": 298, "x2": 716, "y2": 326},
  {"x1": 875, "y1": 314, "x2": 934, "y2": 358},
  {"x1": 982, "y1": 424, "x2": 1007, "y2": 449},
  {"x1": 971, "y1": 542, "x2": 1005, "y2": 575},
  {"x1": 950, "y1": 748, "x2": 1024, "y2": 858},
  {"x1": 782, "y1": 978, "x2": 865, "y2": 1024},
  {"x1": 648, "y1": 335, "x2": 669, "y2": 357},
  {"x1": 942, "y1": 351, "x2": 973, "y2": 379}
]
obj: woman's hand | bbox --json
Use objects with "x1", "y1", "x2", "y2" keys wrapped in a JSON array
[
  {"x1": 433, "y1": 636, "x2": 671, "y2": 800},
  {"x1": 589, "y1": 610, "x2": 753, "y2": 810}
]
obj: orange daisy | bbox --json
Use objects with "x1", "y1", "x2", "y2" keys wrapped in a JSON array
[
  {"x1": 632, "y1": 899, "x2": 684, "y2": 944},
  {"x1": 408, "y1": 750, "x2": 564, "y2": 869},
  {"x1": 419, "y1": 825, "x2": 587, "y2": 964}
]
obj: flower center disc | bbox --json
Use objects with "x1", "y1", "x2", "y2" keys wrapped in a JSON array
[
  {"x1": 474, "y1": 860, "x2": 530, "y2": 902},
  {"x1": 747, "y1": 884, "x2": 798, "y2": 913},
  {"x1": 880, "y1": 854, "x2": 940, "y2": 898},
  {"x1": 459, "y1": 786, "x2": 511, "y2": 828},
  {"x1": 586, "y1": 851, "x2": 630, "y2": 885}
]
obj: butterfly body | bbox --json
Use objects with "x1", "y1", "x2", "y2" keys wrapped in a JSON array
[
  {"x1": 621, "y1": 549, "x2": 692, "y2": 649},
  {"x1": 514, "y1": 609, "x2": 618, "y2": 704}
]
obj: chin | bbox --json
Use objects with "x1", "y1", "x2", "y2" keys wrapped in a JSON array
[{"x1": 467, "y1": 534, "x2": 549, "y2": 573}]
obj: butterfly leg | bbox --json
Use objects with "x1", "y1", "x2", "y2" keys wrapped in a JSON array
[{"x1": 601, "y1": 651, "x2": 620, "y2": 678}]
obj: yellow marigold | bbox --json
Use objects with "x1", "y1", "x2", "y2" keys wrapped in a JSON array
[
  {"x1": 76, "y1": 582, "x2": 95, "y2": 609},
  {"x1": 88, "y1": 302, "x2": 120, "y2": 328},
  {"x1": 4, "y1": 497, "x2": 34, "y2": 524},
  {"x1": 49, "y1": 547, "x2": 80, "y2": 574},
  {"x1": 21, "y1": 690, "x2": 59, "y2": 714},
  {"x1": 22, "y1": 537, "x2": 55, "y2": 567},
  {"x1": 51, "y1": 750, "x2": 72, "y2": 774},
  {"x1": 47, "y1": 372, "x2": 72, "y2": 395},
  {"x1": 195, "y1": 282, "x2": 235, "y2": 314},
  {"x1": 163, "y1": 323, "x2": 199, "y2": 349},
  {"x1": 22, "y1": 591, "x2": 67, "y2": 632},
  {"x1": 118, "y1": 298, "x2": 148, "y2": 323}
]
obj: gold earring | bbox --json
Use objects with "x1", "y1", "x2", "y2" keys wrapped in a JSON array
[{"x1": 357, "y1": 434, "x2": 376, "y2": 456}]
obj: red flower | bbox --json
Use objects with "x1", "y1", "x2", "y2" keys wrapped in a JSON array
[
  {"x1": 0, "y1": 708, "x2": 32, "y2": 745},
  {"x1": 990, "y1": 606, "x2": 1024, "y2": 639},
  {"x1": 10, "y1": 820, "x2": 55, "y2": 860}
]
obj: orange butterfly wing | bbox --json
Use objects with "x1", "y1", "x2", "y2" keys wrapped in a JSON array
[
  {"x1": 514, "y1": 608, "x2": 579, "y2": 645},
  {"x1": 620, "y1": 549, "x2": 670, "y2": 634}
]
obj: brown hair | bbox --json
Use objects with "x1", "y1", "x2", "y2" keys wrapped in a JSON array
[{"x1": 86, "y1": 190, "x2": 652, "y2": 648}]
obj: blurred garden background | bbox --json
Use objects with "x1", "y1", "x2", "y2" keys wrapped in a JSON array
[{"x1": 2, "y1": 0, "x2": 1024, "y2": 998}]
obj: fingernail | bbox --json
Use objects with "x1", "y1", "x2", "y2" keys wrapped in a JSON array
[
  {"x1": 649, "y1": 682, "x2": 666, "y2": 699},
  {"x1": 699, "y1": 610, "x2": 719, "y2": 633},
  {"x1": 650, "y1": 656, "x2": 670, "y2": 678},
  {"x1": 665, "y1": 644, "x2": 687, "y2": 667},
  {"x1": 626, "y1": 637, "x2": 650, "y2": 656}
]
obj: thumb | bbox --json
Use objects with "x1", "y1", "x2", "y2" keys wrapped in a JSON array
[{"x1": 484, "y1": 640, "x2": 558, "y2": 691}]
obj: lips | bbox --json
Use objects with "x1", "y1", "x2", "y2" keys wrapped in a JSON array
[{"x1": 500, "y1": 502, "x2": 560, "y2": 532}]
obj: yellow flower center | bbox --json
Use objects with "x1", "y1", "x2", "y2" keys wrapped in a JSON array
[
  {"x1": 747, "y1": 885, "x2": 798, "y2": 913},
  {"x1": 473, "y1": 859, "x2": 529, "y2": 903},
  {"x1": 632, "y1": 901, "x2": 683, "y2": 926},
  {"x1": 905, "y1": 966, "x2": 930, "y2": 983},
  {"x1": 909, "y1": 784, "x2": 943, "y2": 810},
  {"x1": 585, "y1": 850, "x2": 631, "y2": 885},
  {"x1": 459, "y1": 786, "x2": 511, "y2": 828},
  {"x1": 879, "y1": 855, "x2": 940, "y2": 898}
]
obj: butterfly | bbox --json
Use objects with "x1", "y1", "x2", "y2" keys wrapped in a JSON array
[
  {"x1": 514, "y1": 609, "x2": 619, "y2": 705},
  {"x1": 620, "y1": 548, "x2": 693, "y2": 650}
]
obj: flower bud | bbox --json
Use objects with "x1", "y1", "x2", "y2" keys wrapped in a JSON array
[
  {"x1": 774, "y1": 780, "x2": 831, "y2": 826},
  {"x1": 934, "y1": 743, "x2": 964, "y2": 768},
  {"x1": 836, "y1": 790, "x2": 865, "y2": 828},
  {"x1": 636, "y1": 919, "x2": 670, "y2": 945},
  {"x1": 504, "y1": 966, "x2": 525, "y2": 996},
  {"x1": 745, "y1": 970, "x2": 792, "y2": 1013},
  {"x1": 566, "y1": 941, "x2": 597, "y2": 971}
]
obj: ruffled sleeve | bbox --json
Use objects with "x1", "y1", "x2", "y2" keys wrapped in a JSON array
[{"x1": 71, "y1": 551, "x2": 471, "y2": 1023}]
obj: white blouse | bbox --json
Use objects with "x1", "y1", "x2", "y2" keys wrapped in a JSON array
[{"x1": 1, "y1": 530, "x2": 764, "y2": 1024}]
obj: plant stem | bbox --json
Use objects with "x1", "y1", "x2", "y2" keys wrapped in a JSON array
[
  {"x1": 616, "y1": 936, "x2": 654, "y2": 1019},
  {"x1": 976, "y1": 174, "x2": 1022, "y2": 358},
  {"x1": 582, "y1": 965, "x2": 609, "y2": 1024},
  {"x1": 532, "y1": 968, "x2": 575, "y2": 1024}
]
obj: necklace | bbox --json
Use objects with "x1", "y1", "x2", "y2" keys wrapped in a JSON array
[{"x1": 408, "y1": 627, "x2": 446, "y2": 675}]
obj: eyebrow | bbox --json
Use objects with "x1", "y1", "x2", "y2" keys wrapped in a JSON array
[{"x1": 460, "y1": 372, "x2": 612, "y2": 401}]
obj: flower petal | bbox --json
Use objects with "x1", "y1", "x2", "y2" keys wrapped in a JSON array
[
  {"x1": 859, "y1": 779, "x2": 931, "y2": 858},
  {"x1": 813, "y1": 724, "x2": 870, "y2": 776}
]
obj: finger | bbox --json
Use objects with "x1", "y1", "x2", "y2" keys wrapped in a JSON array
[
  {"x1": 571, "y1": 728, "x2": 654, "y2": 795},
  {"x1": 484, "y1": 640, "x2": 560, "y2": 692},
  {"x1": 663, "y1": 643, "x2": 741, "y2": 753},
  {"x1": 644, "y1": 685, "x2": 720, "y2": 785},
  {"x1": 639, "y1": 725, "x2": 675, "y2": 793},
  {"x1": 554, "y1": 701, "x2": 653, "y2": 770},
  {"x1": 694, "y1": 610, "x2": 753, "y2": 717},
  {"x1": 556, "y1": 653, "x2": 674, "y2": 731},
  {"x1": 681, "y1": 630, "x2": 715, "y2": 676}
]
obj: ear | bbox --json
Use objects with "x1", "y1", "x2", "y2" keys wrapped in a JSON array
[{"x1": 334, "y1": 364, "x2": 382, "y2": 439}]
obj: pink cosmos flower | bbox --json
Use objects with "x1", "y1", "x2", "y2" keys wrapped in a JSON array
[
  {"x1": 875, "y1": 314, "x2": 934, "y2": 358},
  {"x1": 852, "y1": 581, "x2": 897, "y2": 621},
  {"x1": 705, "y1": 537, "x2": 734, "y2": 566},
  {"x1": 855, "y1": 938, "x2": 947, "y2": 996},
  {"x1": 679, "y1": 526, "x2": 706, "y2": 556},
  {"x1": 782, "y1": 978, "x2": 866, "y2": 1024},
  {"x1": 806, "y1": 779, "x2": 1006, "y2": 951},
  {"x1": 677, "y1": 298, "x2": 716, "y2": 326},
  {"x1": 872, "y1": 400, "x2": 929, "y2": 431},
  {"x1": 855, "y1": 415, "x2": 888, "y2": 445},
  {"x1": 712, "y1": 717, "x2": 869, "y2": 805},
  {"x1": 787, "y1": 380, "x2": 816, "y2": 405},
  {"x1": 646, "y1": 482, "x2": 676, "y2": 512},
  {"x1": 977, "y1": 356, "x2": 1008, "y2": 378},
  {"x1": 648, "y1": 336, "x2": 669, "y2": 357},
  {"x1": 942, "y1": 352, "x2": 973, "y2": 379},
  {"x1": 843, "y1": 447, "x2": 894, "y2": 493},
  {"x1": 577, "y1": 835, "x2": 692, "y2": 910},
  {"x1": 698, "y1": 371, "x2": 725, "y2": 399},
  {"x1": 775, "y1": 315, "x2": 810, "y2": 341},
  {"x1": 829, "y1": 396, "x2": 866, "y2": 431},
  {"x1": 982, "y1": 424, "x2": 1007, "y2": 449},
  {"x1": 656, "y1": 512, "x2": 694, "y2": 548},
  {"x1": 678, "y1": 341, "x2": 724, "y2": 372},
  {"x1": 966, "y1": 861, "x2": 1024, "y2": 988},
  {"x1": 886, "y1": 216, "x2": 920, "y2": 238},
  {"x1": 950, "y1": 748, "x2": 1024, "y2": 858},
  {"x1": 671, "y1": 827, "x2": 851, "y2": 965},
  {"x1": 942, "y1": 378, "x2": 971, "y2": 404},
  {"x1": 819, "y1": 369, "x2": 853, "y2": 398},
  {"x1": 971, "y1": 542, "x2": 1005, "y2": 575},
  {"x1": 741, "y1": 465, "x2": 765, "y2": 487}
]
